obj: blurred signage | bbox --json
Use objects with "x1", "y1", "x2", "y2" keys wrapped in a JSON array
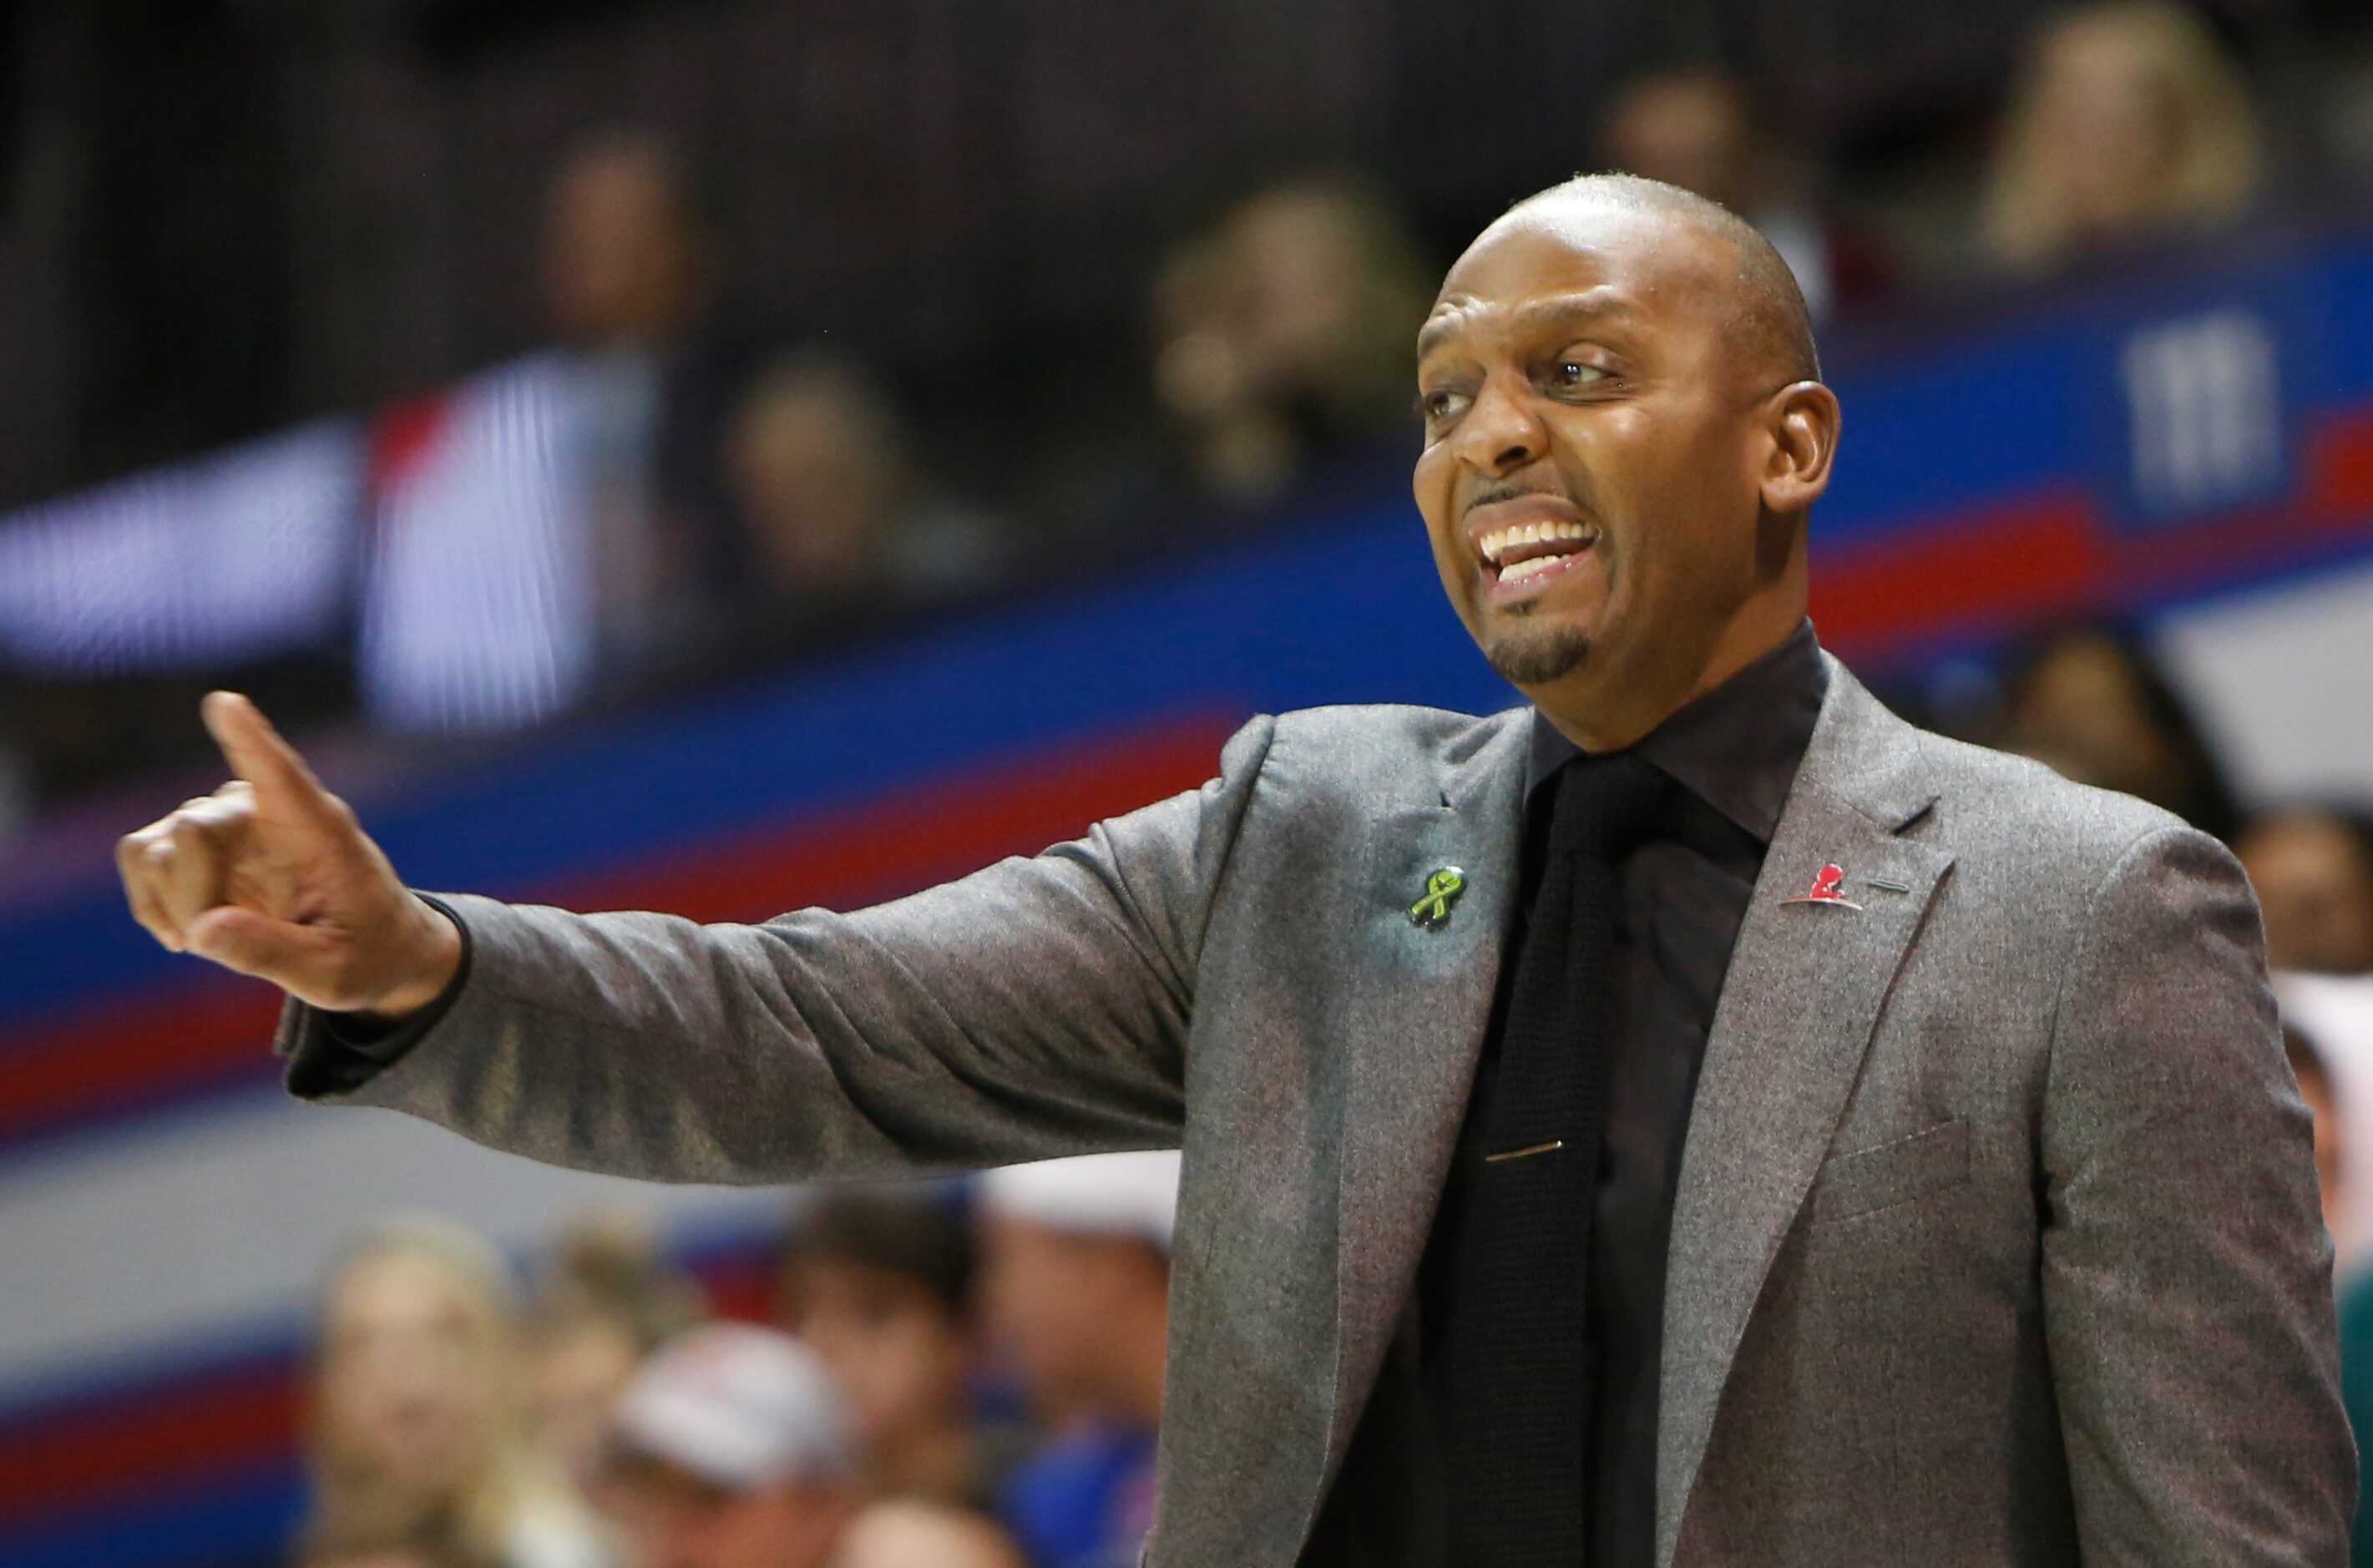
[{"x1": 2121, "y1": 306, "x2": 2288, "y2": 519}]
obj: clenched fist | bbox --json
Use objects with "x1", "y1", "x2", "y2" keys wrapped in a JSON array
[{"x1": 117, "y1": 692, "x2": 463, "y2": 1019}]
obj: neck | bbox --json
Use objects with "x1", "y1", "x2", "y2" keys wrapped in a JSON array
[{"x1": 1533, "y1": 584, "x2": 1805, "y2": 754}]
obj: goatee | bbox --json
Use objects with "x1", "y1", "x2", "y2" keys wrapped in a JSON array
[{"x1": 1484, "y1": 620, "x2": 1593, "y2": 685}]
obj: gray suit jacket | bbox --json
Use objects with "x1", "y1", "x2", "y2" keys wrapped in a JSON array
[{"x1": 281, "y1": 656, "x2": 2353, "y2": 1565}]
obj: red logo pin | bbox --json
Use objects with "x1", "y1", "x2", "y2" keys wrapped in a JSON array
[{"x1": 1781, "y1": 862, "x2": 1861, "y2": 909}]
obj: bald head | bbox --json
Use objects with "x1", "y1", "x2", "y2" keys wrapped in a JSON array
[
  {"x1": 1412, "y1": 167, "x2": 1841, "y2": 751},
  {"x1": 1507, "y1": 173, "x2": 1819, "y2": 387}
]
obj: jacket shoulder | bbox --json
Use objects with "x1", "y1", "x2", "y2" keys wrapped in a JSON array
[
  {"x1": 1905, "y1": 722, "x2": 2211, "y2": 876},
  {"x1": 1271, "y1": 701, "x2": 1524, "y2": 757},
  {"x1": 1267, "y1": 702, "x2": 1524, "y2": 786}
]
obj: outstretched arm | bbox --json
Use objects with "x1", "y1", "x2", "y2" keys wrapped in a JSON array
[{"x1": 122, "y1": 694, "x2": 1276, "y2": 1185}]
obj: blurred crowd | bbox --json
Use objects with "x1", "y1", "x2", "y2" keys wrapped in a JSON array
[
  {"x1": 3, "y1": 0, "x2": 2371, "y2": 833},
  {"x1": 293, "y1": 1151, "x2": 1179, "y2": 1568},
  {"x1": 9, "y1": 0, "x2": 2373, "y2": 1560}
]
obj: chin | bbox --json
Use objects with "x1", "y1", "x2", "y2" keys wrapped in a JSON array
[{"x1": 1482, "y1": 621, "x2": 1594, "y2": 687}]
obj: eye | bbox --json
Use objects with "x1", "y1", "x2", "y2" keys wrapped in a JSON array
[
  {"x1": 1419, "y1": 387, "x2": 1471, "y2": 423},
  {"x1": 1547, "y1": 358, "x2": 1607, "y2": 390}
]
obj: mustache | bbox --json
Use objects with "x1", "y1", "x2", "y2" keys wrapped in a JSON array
[{"x1": 1461, "y1": 481, "x2": 1594, "y2": 520}]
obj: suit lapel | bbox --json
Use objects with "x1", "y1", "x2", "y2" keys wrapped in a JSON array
[
  {"x1": 1653, "y1": 665, "x2": 1952, "y2": 1567},
  {"x1": 1322, "y1": 711, "x2": 1531, "y2": 1484}
]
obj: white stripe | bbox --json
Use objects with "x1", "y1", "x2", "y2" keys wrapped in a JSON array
[
  {"x1": 0, "y1": 421, "x2": 361, "y2": 674},
  {"x1": 2155, "y1": 558, "x2": 2373, "y2": 802},
  {"x1": 359, "y1": 353, "x2": 602, "y2": 735},
  {"x1": 0, "y1": 1088, "x2": 786, "y2": 1417}
]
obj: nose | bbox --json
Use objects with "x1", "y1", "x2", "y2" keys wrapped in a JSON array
[{"x1": 1449, "y1": 367, "x2": 1546, "y2": 478}]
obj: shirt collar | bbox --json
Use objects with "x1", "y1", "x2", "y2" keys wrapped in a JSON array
[{"x1": 1524, "y1": 619, "x2": 1829, "y2": 845}]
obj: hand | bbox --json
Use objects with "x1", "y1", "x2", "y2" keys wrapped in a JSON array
[{"x1": 116, "y1": 692, "x2": 463, "y2": 1018}]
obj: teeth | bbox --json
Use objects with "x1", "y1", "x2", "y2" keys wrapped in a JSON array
[
  {"x1": 1499, "y1": 554, "x2": 1567, "y2": 583},
  {"x1": 1479, "y1": 518, "x2": 1594, "y2": 563}
]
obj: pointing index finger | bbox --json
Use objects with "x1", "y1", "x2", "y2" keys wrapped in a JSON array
[{"x1": 201, "y1": 691, "x2": 336, "y2": 818}]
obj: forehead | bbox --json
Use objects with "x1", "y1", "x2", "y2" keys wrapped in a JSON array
[{"x1": 1419, "y1": 198, "x2": 1733, "y2": 359}]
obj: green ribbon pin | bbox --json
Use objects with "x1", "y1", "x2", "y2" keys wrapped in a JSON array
[{"x1": 1409, "y1": 866, "x2": 1466, "y2": 928}]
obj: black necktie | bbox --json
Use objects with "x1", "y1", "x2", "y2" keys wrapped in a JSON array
[{"x1": 1444, "y1": 751, "x2": 1671, "y2": 1562}]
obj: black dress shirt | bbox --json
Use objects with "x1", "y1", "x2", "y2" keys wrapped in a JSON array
[{"x1": 1306, "y1": 621, "x2": 1828, "y2": 1566}]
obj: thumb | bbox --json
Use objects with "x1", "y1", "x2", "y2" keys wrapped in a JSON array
[{"x1": 185, "y1": 905, "x2": 341, "y2": 995}]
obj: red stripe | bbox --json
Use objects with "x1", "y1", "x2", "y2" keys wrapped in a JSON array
[
  {"x1": 0, "y1": 713, "x2": 1235, "y2": 1149},
  {"x1": 2308, "y1": 405, "x2": 2373, "y2": 518},
  {"x1": 0, "y1": 985, "x2": 286, "y2": 1146},
  {"x1": 366, "y1": 392, "x2": 453, "y2": 494},
  {"x1": 691, "y1": 1250, "x2": 782, "y2": 1327},
  {"x1": 1810, "y1": 490, "x2": 2105, "y2": 660},
  {"x1": 539, "y1": 712, "x2": 1238, "y2": 925},
  {"x1": 0, "y1": 1366, "x2": 298, "y2": 1526}
]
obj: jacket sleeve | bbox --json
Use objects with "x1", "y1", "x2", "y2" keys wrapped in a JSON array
[
  {"x1": 2040, "y1": 824, "x2": 2355, "y2": 1565},
  {"x1": 275, "y1": 715, "x2": 1278, "y2": 1185}
]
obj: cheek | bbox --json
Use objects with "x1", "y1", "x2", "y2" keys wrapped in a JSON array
[
  {"x1": 1411, "y1": 448, "x2": 1457, "y2": 546},
  {"x1": 1594, "y1": 411, "x2": 1761, "y2": 589},
  {"x1": 1410, "y1": 448, "x2": 1475, "y2": 604}
]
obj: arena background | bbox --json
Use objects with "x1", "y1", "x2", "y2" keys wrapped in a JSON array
[{"x1": 6, "y1": 3, "x2": 2373, "y2": 1565}]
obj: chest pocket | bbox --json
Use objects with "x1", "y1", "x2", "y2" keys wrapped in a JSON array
[{"x1": 1808, "y1": 1117, "x2": 1970, "y2": 1223}]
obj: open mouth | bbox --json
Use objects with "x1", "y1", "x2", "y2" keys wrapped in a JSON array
[{"x1": 1479, "y1": 518, "x2": 1599, "y2": 591}]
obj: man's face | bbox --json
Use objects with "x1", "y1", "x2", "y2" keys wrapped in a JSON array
[
  {"x1": 778, "y1": 1257, "x2": 971, "y2": 1449},
  {"x1": 1603, "y1": 78, "x2": 1756, "y2": 214},
  {"x1": 2239, "y1": 812, "x2": 2373, "y2": 975},
  {"x1": 595, "y1": 1454, "x2": 848, "y2": 1568},
  {"x1": 979, "y1": 1219, "x2": 1163, "y2": 1421},
  {"x1": 1413, "y1": 198, "x2": 1789, "y2": 726}
]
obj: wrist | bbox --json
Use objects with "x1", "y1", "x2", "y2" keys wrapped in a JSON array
[{"x1": 363, "y1": 896, "x2": 465, "y2": 1020}]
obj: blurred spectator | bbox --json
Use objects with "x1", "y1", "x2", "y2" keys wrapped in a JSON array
[
  {"x1": 979, "y1": 1152, "x2": 1178, "y2": 1568},
  {"x1": 2345, "y1": 1267, "x2": 2373, "y2": 1565},
  {"x1": 359, "y1": 131, "x2": 752, "y2": 737},
  {"x1": 298, "y1": 1502, "x2": 505, "y2": 1568},
  {"x1": 1980, "y1": 1, "x2": 2264, "y2": 276},
  {"x1": 2288, "y1": 1024, "x2": 2347, "y2": 1246},
  {"x1": 544, "y1": 134, "x2": 723, "y2": 354},
  {"x1": 2332, "y1": 998, "x2": 2373, "y2": 1567},
  {"x1": 2239, "y1": 805, "x2": 2373, "y2": 976},
  {"x1": 589, "y1": 1322, "x2": 858, "y2": 1568},
  {"x1": 832, "y1": 1498, "x2": 1026, "y2": 1568},
  {"x1": 527, "y1": 1210, "x2": 710, "y2": 1490},
  {"x1": 540, "y1": 131, "x2": 741, "y2": 691},
  {"x1": 305, "y1": 1216, "x2": 610, "y2": 1568},
  {"x1": 1598, "y1": 68, "x2": 1893, "y2": 319},
  {"x1": 777, "y1": 1186, "x2": 1004, "y2": 1508},
  {"x1": 1150, "y1": 175, "x2": 1433, "y2": 503},
  {"x1": 2278, "y1": 973, "x2": 2373, "y2": 1274},
  {"x1": 716, "y1": 351, "x2": 1005, "y2": 659},
  {"x1": 1995, "y1": 625, "x2": 2241, "y2": 842}
]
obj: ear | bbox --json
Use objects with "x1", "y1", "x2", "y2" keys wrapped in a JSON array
[{"x1": 1758, "y1": 381, "x2": 1841, "y2": 516}]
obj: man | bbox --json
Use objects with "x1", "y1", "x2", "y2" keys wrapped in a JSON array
[
  {"x1": 592, "y1": 1322, "x2": 858, "y2": 1568},
  {"x1": 978, "y1": 1153, "x2": 1178, "y2": 1568},
  {"x1": 119, "y1": 174, "x2": 2349, "y2": 1564},
  {"x1": 775, "y1": 1184, "x2": 1000, "y2": 1509},
  {"x1": 1597, "y1": 67, "x2": 1893, "y2": 321},
  {"x1": 2240, "y1": 804, "x2": 2373, "y2": 976}
]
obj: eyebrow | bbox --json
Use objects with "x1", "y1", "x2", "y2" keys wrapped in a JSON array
[{"x1": 1415, "y1": 290, "x2": 1647, "y2": 364}]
